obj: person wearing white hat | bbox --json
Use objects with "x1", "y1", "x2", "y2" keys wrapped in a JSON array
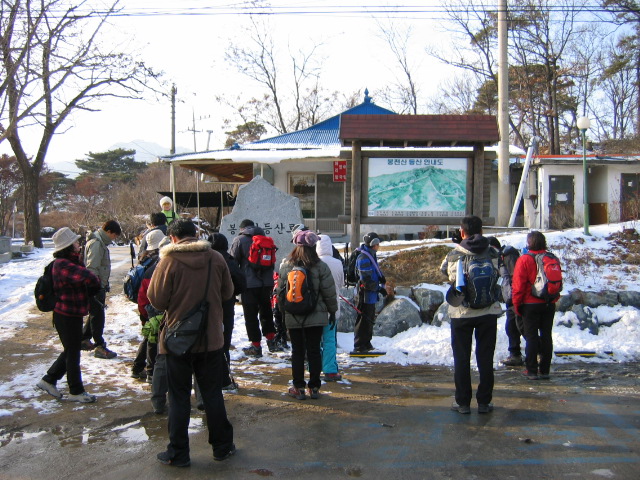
[
  {"x1": 36, "y1": 227, "x2": 101, "y2": 403},
  {"x1": 159, "y1": 196, "x2": 178, "y2": 225}
]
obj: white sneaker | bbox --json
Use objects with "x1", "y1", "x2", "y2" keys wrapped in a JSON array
[
  {"x1": 68, "y1": 392, "x2": 97, "y2": 403},
  {"x1": 36, "y1": 379, "x2": 62, "y2": 399}
]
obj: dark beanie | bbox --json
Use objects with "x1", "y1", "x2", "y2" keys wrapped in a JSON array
[
  {"x1": 209, "y1": 233, "x2": 229, "y2": 252},
  {"x1": 239, "y1": 219, "x2": 254, "y2": 229},
  {"x1": 363, "y1": 232, "x2": 381, "y2": 247}
]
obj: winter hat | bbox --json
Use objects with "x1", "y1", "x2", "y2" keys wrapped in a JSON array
[
  {"x1": 363, "y1": 232, "x2": 381, "y2": 247},
  {"x1": 159, "y1": 196, "x2": 173, "y2": 209},
  {"x1": 239, "y1": 219, "x2": 255, "y2": 229},
  {"x1": 294, "y1": 230, "x2": 319, "y2": 248},
  {"x1": 53, "y1": 227, "x2": 81, "y2": 253},
  {"x1": 146, "y1": 229, "x2": 166, "y2": 251},
  {"x1": 291, "y1": 223, "x2": 308, "y2": 242},
  {"x1": 209, "y1": 232, "x2": 229, "y2": 252}
]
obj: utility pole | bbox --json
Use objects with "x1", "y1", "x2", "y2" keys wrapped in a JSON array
[
  {"x1": 170, "y1": 84, "x2": 177, "y2": 155},
  {"x1": 188, "y1": 109, "x2": 202, "y2": 152},
  {"x1": 206, "y1": 130, "x2": 213, "y2": 151},
  {"x1": 497, "y1": 0, "x2": 510, "y2": 226}
]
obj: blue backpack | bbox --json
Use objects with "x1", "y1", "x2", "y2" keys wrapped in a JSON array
[
  {"x1": 462, "y1": 253, "x2": 500, "y2": 309},
  {"x1": 123, "y1": 256, "x2": 154, "y2": 303}
]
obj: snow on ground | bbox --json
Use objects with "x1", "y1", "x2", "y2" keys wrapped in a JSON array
[{"x1": 1, "y1": 222, "x2": 639, "y2": 418}]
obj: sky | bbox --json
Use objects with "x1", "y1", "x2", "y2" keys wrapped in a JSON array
[
  {"x1": 1, "y1": 221, "x2": 639, "y2": 419},
  {"x1": 1, "y1": 0, "x2": 467, "y2": 177}
]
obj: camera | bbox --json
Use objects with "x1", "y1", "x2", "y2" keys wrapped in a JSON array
[{"x1": 451, "y1": 229, "x2": 462, "y2": 244}]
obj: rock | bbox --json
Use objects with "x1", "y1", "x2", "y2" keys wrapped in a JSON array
[
  {"x1": 413, "y1": 288, "x2": 444, "y2": 323},
  {"x1": 555, "y1": 294, "x2": 574, "y2": 312},
  {"x1": 619, "y1": 291, "x2": 640, "y2": 309},
  {"x1": 373, "y1": 298, "x2": 422, "y2": 337},
  {"x1": 394, "y1": 286, "x2": 413, "y2": 298},
  {"x1": 570, "y1": 305, "x2": 598, "y2": 335},
  {"x1": 431, "y1": 302, "x2": 451, "y2": 327},
  {"x1": 0, "y1": 252, "x2": 11, "y2": 264},
  {"x1": 0, "y1": 236, "x2": 10, "y2": 254},
  {"x1": 336, "y1": 287, "x2": 357, "y2": 333},
  {"x1": 582, "y1": 291, "x2": 619, "y2": 308}
]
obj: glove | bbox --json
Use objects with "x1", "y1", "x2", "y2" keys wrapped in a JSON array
[
  {"x1": 379, "y1": 286, "x2": 388, "y2": 297},
  {"x1": 329, "y1": 313, "x2": 336, "y2": 327},
  {"x1": 380, "y1": 275, "x2": 386, "y2": 285}
]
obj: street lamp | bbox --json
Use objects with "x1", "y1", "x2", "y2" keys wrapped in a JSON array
[{"x1": 577, "y1": 116, "x2": 591, "y2": 235}]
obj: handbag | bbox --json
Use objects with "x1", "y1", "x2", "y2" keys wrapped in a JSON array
[{"x1": 164, "y1": 261, "x2": 212, "y2": 357}]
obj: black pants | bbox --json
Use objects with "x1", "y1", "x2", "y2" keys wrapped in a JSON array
[
  {"x1": 354, "y1": 298, "x2": 376, "y2": 351},
  {"x1": 43, "y1": 312, "x2": 85, "y2": 395},
  {"x1": 521, "y1": 303, "x2": 555, "y2": 375},
  {"x1": 289, "y1": 326, "x2": 323, "y2": 390},
  {"x1": 241, "y1": 286, "x2": 276, "y2": 343},
  {"x1": 82, "y1": 289, "x2": 106, "y2": 346},
  {"x1": 450, "y1": 315, "x2": 497, "y2": 407},
  {"x1": 505, "y1": 307, "x2": 522, "y2": 356},
  {"x1": 165, "y1": 349, "x2": 234, "y2": 463},
  {"x1": 221, "y1": 298, "x2": 235, "y2": 386}
]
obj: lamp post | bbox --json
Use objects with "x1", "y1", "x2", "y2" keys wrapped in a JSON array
[{"x1": 577, "y1": 116, "x2": 591, "y2": 235}]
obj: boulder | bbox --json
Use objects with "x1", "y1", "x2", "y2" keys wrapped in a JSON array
[
  {"x1": 336, "y1": 287, "x2": 357, "y2": 333},
  {"x1": 582, "y1": 290, "x2": 619, "y2": 308},
  {"x1": 570, "y1": 304, "x2": 598, "y2": 335},
  {"x1": 555, "y1": 294, "x2": 574, "y2": 312},
  {"x1": 394, "y1": 286, "x2": 413, "y2": 298},
  {"x1": 373, "y1": 297, "x2": 422, "y2": 337},
  {"x1": 413, "y1": 288, "x2": 445, "y2": 323},
  {"x1": 619, "y1": 291, "x2": 640, "y2": 309},
  {"x1": 431, "y1": 302, "x2": 451, "y2": 327}
]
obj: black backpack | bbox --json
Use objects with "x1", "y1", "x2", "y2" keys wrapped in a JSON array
[
  {"x1": 462, "y1": 252, "x2": 500, "y2": 309},
  {"x1": 345, "y1": 248, "x2": 361, "y2": 286},
  {"x1": 34, "y1": 261, "x2": 57, "y2": 312},
  {"x1": 498, "y1": 246, "x2": 520, "y2": 305}
]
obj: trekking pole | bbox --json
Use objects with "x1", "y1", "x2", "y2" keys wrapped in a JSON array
[
  {"x1": 339, "y1": 294, "x2": 361, "y2": 314},
  {"x1": 129, "y1": 241, "x2": 135, "y2": 268}
]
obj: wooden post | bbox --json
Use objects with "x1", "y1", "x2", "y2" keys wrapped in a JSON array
[
  {"x1": 350, "y1": 141, "x2": 362, "y2": 249},
  {"x1": 472, "y1": 144, "x2": 485, "y2": 217}
]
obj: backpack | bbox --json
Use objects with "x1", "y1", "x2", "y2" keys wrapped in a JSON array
[
  {"x1": 528, "y1": 252, "x2": 563, "y2": 302},
  {"x1": 247, "y1": 235, "x2": 277, "y2": 270},
  {"x1": 123, "y1": 256, "x2": 154, "y2": 303},
  {"x1": 34, "y1": 261, "x2": 57, "y2": 312},
  {"x1": 345, "y1": 248, "x2": 360, "y2": 286},
  {"x1": 462, "y1": 253, "x2": 500, "y2": 309},
  {"x1": 282, "y1": 266, "x2": 317, "y2": 316},
  {"x1": 499, "y1": 246, "x2": 520, "y2": 305}
]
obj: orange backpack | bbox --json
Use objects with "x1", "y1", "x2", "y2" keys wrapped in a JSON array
[{"x1": 283, "y1": 266, "x2": 317, "y2": 317}]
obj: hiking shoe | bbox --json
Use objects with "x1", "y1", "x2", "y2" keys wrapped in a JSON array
[
  {"x1": 324, "y1": 373, "x2": 342, "y2": 382},
  {"x1": 267, "y1": 338, "x2": 283, "y2": 353},
  {"x1": 242, "y1": 345, "x2": 262, "y2": 357},
  {"x1": 539, "y1": 373, "x2": 551, "y2": 380},
  {"x1": 131, "y1": 370, "x2": 146, "y2": 380},
  {"x1": 451, "y1": 402, "x2": 471, "y2": 414},
  {"x1": 94, "y1": 345, "x2": 117, "y2": 359},
  {"x1": 308, "y1": 387, "x2": 320, "y2": 399},
  {"x1": 80, "y1": 339, "x2": 95, "y2": 351},
  {"x1": 157, "y1": 450, "x2": 190, "y2": 467},
  {"x1": 214, "y1": 443, "x2": 236, "y2": 461},
  {"x1": 288, "y1": 386, "x2": 306, "y2": 400},
  {"x1": 521, "y1": 369, "x2": 539, "y2": 380},
  {"x1": 153, "y1": 405, "x2": 167, "y2": 415},
  {"x1": 36, "y1": 379, "x2": 62, "y2": 399},
  {"x1": 502, "y1": 354, "x2": 524, "y2": 366},
  {"x1": 478, "y1": 403, "x2": 494, "y2": 414},
  {"x1": 222, "y1": 381, "x2": 238, "y2": 392},
  {"x1": 68, "y1": 392, "x2": 97, "y2": 403},
  {"x1": 196, "y1": 402, "x2": 205, "y2": 411}
]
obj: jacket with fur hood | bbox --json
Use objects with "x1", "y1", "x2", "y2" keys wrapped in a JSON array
[
  {"x1": 229, "y1": 225, "x2": 274, "y2": 288},
  {"x1": 85, "y1": 228, "x2": 113, "y2": 287},
  {"x1": 148, "y1": 238, "x2": 234, "y2": 354},
  {"x1": 440, "y1": 234, "x2": 503, "y2": 318}
]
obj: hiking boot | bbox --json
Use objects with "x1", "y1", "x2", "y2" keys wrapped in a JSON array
[
  {"x1": 308, "y1": 387, "x2": 320, "y2": 399},
  {"x1": 538, "y1": 373, "x2": 551, "y2": 380},
  {"x1": 267, "y1": 338, "x2": 283, "y2": 353},
  {"x1": 213, "y1": 443, "x2": 236, "y2": 462},
  {"x1": 478, "y1": 403, "x2": 494, "y2": 414},
  {"x1": 36, "y1": 379, "x2": 62, "y2": 399},
  {"x1": 131, "y1": 370, "x2": 146, "y2": 380},
  {"x1": 451, "y1": 402, "x2": 471, "y2": 414},
  {"x1": 502, "y1": 354, "x2": 524, "y2": 366},
  {"x1": 68, "y1": 392, "x2": 97, "y2": 403},
  {"x1": 288, "y1": 386, "x2": 306, "y2": 400},
  {"x1": 521, "y1": 369, "x2": 539, "y2": 380},
  {"x1": 242, "y1": 345, "x2": 262, "y2": 357},
  {"x1": 323, "y1": 373, "x2": 342, "y2": 382},
  {"x1": 222, "y1": 381, "x2": 238, "y2": 392},
  {"x1": 157, "y1": 450, "x2": 190, "y2": 467},
  {"x1": 80, "y1": 339, "x2": 95, "y2": 351},
  {"x1": 94, "y1": 345, "x2": 117, "y2": 359}
]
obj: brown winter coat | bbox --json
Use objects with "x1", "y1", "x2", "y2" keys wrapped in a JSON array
[{"x1": 148, "y1": 238, "x2": 234, "y2": 354}]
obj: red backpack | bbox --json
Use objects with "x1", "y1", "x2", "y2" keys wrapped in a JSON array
[
  {"x1": 248, "y1": 235, "x2": 277, "y2": 270},
  {"x1": 528, "y1": 252, "x2": 562, "y2": 302}
]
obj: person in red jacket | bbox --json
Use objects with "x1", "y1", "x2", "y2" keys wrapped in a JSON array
[{"x1": 511, "y1": 231, "x2": 557, "y2": 380}]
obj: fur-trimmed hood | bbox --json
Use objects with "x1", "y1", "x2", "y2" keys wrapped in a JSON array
[{"x1": 159, "y1": 238, "x2": 211, "y2": 270}]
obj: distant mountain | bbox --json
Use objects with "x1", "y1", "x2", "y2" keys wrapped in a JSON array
[{"x1": 108, "y1": 140, "x2": 191, "y2": 164}]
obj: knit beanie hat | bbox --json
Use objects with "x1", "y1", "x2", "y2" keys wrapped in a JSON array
[
  {"x1": 209, "y1": 232, "x2": 229, "y2": 252},
  {"x1": 146, "y1": 229, "x2": 166, "y2": 250},
  {"x1": 363, "y1": 232, "x2": 381, "y2": 247},
  {"x1": 159, "y1": 196, "x2": 173, "y2": 209},
  {"x1": 294, "y1": 230, "x2": 319, "y2": 247},
  {"x1": 291, "y1": 223, "x2": 308, "y2": 242},
  {"x1": 239, "y1": 219, "x2": 255, "y2": 229}
]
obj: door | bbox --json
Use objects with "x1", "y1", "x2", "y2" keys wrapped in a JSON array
[
  {"x1": 288, "y1": 173, "x2": 345, "y2": 234},
  {"x1": 549, "y1": 175, "x2": 574, "y2": 229},
  {"x1": 620, "y1": 173, "x2": 640, "y2": 221}
]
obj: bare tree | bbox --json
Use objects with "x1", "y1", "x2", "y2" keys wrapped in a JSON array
[{"x1": 0, "y1": 0, "x2": 161, "y2": 246}]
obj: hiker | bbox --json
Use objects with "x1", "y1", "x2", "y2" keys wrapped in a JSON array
[
  {"x1": 159, "y1": 196, "x2": 178, "y2": 225},
  {"x1": 487, "y1": 237, "x2": 524, "y2": 367},
  {"x1": 512, "y1": 231, "x2": 559, "y2": 381},
  {"x1": 441, "y1": 216, "x2": 501, "y2": 414},
  {"x1": 148, "y1": 219, "x2": 235, "y2": 467},
  {"x1": 137, "y1": 212, "x2": 168, "y2": 262},
  {"x1": 353, "y1": 232, "x2": 387, "y2": 353},
  {"x1": 131, "y1": 229, "x2": 167, "y2": 382},
  {"x1": 277, "y1": 230, "x2": 338, "y2": 399},
  {"x1": 316, "y1": 233, "x2": 345, "y2": 381},
  {"x1": 209, "y1": 232, "x2": 247, "y2": 391},
  {"x1": 82, "y1": 220, "x2": 121, "y2": 359},
  {"x1": 230, "y1": 219, "x2": 281, "y2": 356},
  {"x1": 36, "y1": 227, "x2": 101, "y2": 403}
]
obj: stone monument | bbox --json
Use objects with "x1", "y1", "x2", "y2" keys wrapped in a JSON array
[{"x1": 219, "y1": 176, "x2": 303, "y2": 263}]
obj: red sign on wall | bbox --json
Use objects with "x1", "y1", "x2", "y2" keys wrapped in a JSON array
[{"x1": 333, "y1": 161, "x2": 347, "y2": 182}]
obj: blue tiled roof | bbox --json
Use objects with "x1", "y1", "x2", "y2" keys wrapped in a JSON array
[{"x1": 246, "y1": 90, "x2": 395, "y2": 148}]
